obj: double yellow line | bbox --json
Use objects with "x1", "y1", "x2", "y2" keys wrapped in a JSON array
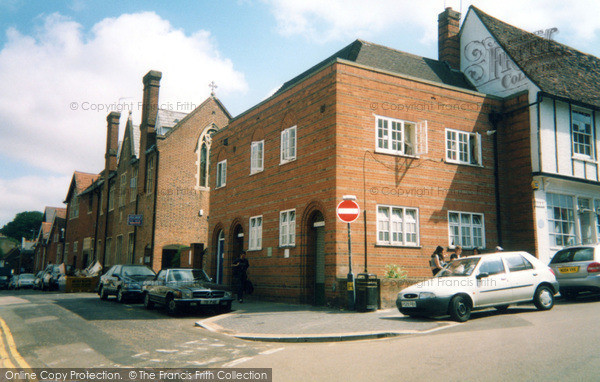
[{"x1": 0, "y1": 317, "x2": 31, "y2": 368}]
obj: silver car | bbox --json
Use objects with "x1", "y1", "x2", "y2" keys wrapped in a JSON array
[{"x1": 549, "y1": 244, "x2": 600, "y2": 300}]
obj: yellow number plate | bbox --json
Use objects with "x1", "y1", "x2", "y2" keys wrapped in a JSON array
[
  {"x1": 347, "y1": 282, "x2": 354, "y2": 291},
  {"x1": 558, "y1": 266, "x2": 579, "y2": 274}
]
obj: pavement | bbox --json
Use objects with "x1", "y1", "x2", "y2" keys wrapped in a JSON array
[{"x1": 196, "y1": 298, "x2": 458, "y2": 343}]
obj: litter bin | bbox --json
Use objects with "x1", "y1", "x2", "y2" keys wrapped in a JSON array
[{"x1": 355, "y1": 273, "x2": 379, "y2": 311}]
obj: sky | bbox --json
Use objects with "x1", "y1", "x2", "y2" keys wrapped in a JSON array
[{"x1": 1, "y1": 0, "x2": 600, "y2": 228}]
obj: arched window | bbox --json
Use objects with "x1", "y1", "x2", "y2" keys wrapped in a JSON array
[{"x1": 197, "y1": 125, "x2": 217, "y2": 188}]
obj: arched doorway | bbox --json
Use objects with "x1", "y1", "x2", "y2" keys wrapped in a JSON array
[
  {"x1": 216, "y1": 230, "x2": 225, "y2": 284},
  {"x1": 230, "y1": 224, "x2": 245, "y2": 283},
  {"x1": 307, "y1": 210, "x2": 326, "y2": 305}
]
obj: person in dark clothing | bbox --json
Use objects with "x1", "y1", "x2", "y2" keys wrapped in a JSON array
[
  {"x1": 232, "y1": 251, "x2": 249, "y2": 302},
  {"x1": 430, "y1": 246, "x2": 446, "y2": 276},
  {"x1": 450, "y1": 245, "x2": 463, "y2": 261}
]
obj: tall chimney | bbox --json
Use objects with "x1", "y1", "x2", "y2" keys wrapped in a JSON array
[
  {"x1": 105, "y1": 111, "x2": 121, "y2": 175},
  {"x1": 140, "y1": 70, "x2": 162, "y2": 150},
  {"x1": 438, "y1": 7, "x2": 461, "y2": 70}
]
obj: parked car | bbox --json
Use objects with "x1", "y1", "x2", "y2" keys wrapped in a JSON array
[
  {"x1": 548, "y1": 244, "x2": 600, "y2": 300},
  {"x1": 41, "y1": 264, "x2": 62, "y2": 291},
  {"x1": 7, "y1": 275, "x2": 19, "y2": 290},
  {"x1": 98, "y1": 264, "x2": 156, "y2": 303},
  {"x1": 16, "y1": 273, "x2": 35, "y2": 289},
  {"x1": 33, "y1": 271, "x2": 44, "y2": 290},
  {"x1": 0, "y1": 267, "x2": 11, "y2": 289},
  {"x1": 143, "y1": 268, "x2": 234, "y2": 315},
  {"x1": 397, "y1": 251, "x2": 558, "y2": 322}
]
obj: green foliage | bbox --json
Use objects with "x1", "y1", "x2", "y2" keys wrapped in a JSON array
[
  {"x1": 385, "y1": 264, "x2": 408, "y2": 279},
  {"x1": 0, "y1": 211, "x2": 43, "y2": 242}
]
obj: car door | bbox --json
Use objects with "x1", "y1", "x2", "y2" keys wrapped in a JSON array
[
  {"x1": 473, "y1": 256, "x2": 512, "y2": 307},
  {"x1": 503, "y1": 253, "x2": 537, "y2": 302},
  {"x1": 107, "y1": 265, "x2": 121, "y2": 293},
  {"x1": 152, "y1": 270, "x2": 168, "y2": 303}
]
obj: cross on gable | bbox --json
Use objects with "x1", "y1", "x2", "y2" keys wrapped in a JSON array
[{"x1": 209, "y1": 81, "x2": 218, "y2": 96}]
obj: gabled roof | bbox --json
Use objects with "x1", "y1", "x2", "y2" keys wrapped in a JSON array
[
  {"x1": 64, "y1": 171, "x2": 100, "y2": 202},
  {"x1": 161, "y1": 96, "x2": 232, "y2": 138},
  {"x1": 471, "y1": 6, "x2": 600, "y2": 108},
  {"x1": 156, "y1": 109, "x2": 189, "y2": 136},
  {"x1": 117, "y1": 112, "x2": 141, "y2": 162},
  {"x1": 42, "y1": 207, "x2": 66, "y2": 223},
  {"x1": 275, "y1": 39, "x2": 475, "y2": 96}
]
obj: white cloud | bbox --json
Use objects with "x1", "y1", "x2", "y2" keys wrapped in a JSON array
[
  {"x1": 0, "y1": 11, "x2": 247, "y2": 226},
  {"x1": 264, "y1": 0, "x2": 600, "y2": 48},
  {"x1": 0, "y1": 11, "x2": 248, "y2": 176},
  {"x1": 0, "y1": 175, "x2": 71, "y2": 226}
]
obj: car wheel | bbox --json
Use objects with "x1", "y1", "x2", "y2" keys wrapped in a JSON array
[
  {"x1": 116, "y1": 288, "x2": 125, "y2": 303},
  {"x1": 494, "y1": 305, "x2": 510, "y2": 312},
  {"x1": 449, "y1": 295, "x2": 471, "y2": 322},
  {"x1": 534, "y1": 285, "x2": 554, "y2": 311},
  {"x1": 560, "y1": 288, "x2": 578, "y2": 301},
  {"x1": 143, "y1": 293, "x2": 155, "y2": 310},
  {"x1": 99, "y1": 285, "x2": 108, "y2": 300},
  {"x1": 165, "y1": 296, "x2": 178, "y2": 316}
]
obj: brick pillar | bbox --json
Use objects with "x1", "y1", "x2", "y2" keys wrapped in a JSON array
[
  {"x1": 438, "y1": 7, "x2": 461, "y2": 70},
  {"x1": 105, "y1": 112, "x2": 120, "y2": 174}
]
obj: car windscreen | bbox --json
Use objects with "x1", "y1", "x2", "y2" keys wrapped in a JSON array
[
  {"x1": 437, "y1": 257, "x2": 480, "y2": 277},
  {"x1": 19, "y1": 274, "x2": 35, "y2": 280},
  {"x1": 122, "y1": 266, "x2": 155, "y2": 277},
  {"x1": 550, "y1": 248, "x2": 594, "y2": 264},
  {"x1": 168, "y1": 269, "x2": 210, "y2": 283}
]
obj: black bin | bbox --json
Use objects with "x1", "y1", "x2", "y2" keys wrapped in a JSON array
[{"x1": 355, "y1": 273, "x2": 379, "y2": 311}]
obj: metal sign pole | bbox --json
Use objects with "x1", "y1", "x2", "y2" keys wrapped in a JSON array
[{"x1": 347, "y1": 222, "x2": 355, "y2": 310}]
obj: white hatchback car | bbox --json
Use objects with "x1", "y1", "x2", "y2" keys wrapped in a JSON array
[{"x1": 397, "y1": 251, "x2": 559, "y2": 322}]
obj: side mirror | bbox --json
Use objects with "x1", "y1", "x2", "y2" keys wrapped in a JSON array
[{"x1": 476, "y1": 272, "x2": 489, "y2": 280}]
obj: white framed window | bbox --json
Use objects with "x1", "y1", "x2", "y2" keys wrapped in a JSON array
[
  {"x1": 108, "y1": 183, "x2": 115, "y2": 211},
  {"x1": 595, "y1": 199, "x2": 600, "y2": 239},
  {"x1": 279, "y1": 209, "x2": 296, "y2": 247},
  {"x1": 73, "y1": 241, "x2": 78, "y2": 253},
  {"x1": 249, "y1": 216, "x2": 263, "y2": 250},
  {"x1": 251, "y1": 140, "x2": 264, "y2": 174},
  {"x1": 572, "y1": 109, "x2": 593, "y2": 158},
  {"x1": 448, "y1": 211, "x2": 485, "y2": 249},
  {"x1": 69, "y1": 195, "x2": 79, "y2": 219},
  {"x1": 445, "y1": 128, "x2": 482, "y2": 166},
  {"x1": 130, "y1": 167, "x2": 137, "y2": 202},
  {"x1": 197, "y1": 126, "x2": 217, "y2": 188},
  {"x1": 216, "y1": 160, "x2": 227, "y2": 188},
  {"x1": 119, "y1": 174, "x2": 127, "y2": 207},
  {"x1": 280, "y1": 126, "x2": 297, "y2": 164},
  {"x1": 547, "y1": 193, "x2": 576, "y2": 247},
  {"x1": 375, "y1": 115, "x2": 418, "y2": 156},
  {"x1": 377, "y1": 205, "x2": 419, "y2": 246},
  {"x1": 127, "y1": 232, "x2": 134, "y2": 264}
]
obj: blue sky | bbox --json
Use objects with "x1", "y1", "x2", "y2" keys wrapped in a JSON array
[{"x1": 1, "y1": 0, "x2": 599, "y2": 227}]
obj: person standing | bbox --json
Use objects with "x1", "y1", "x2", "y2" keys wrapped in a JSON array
[
  {"x1": 430, "y1": 246, "x2": 446, "y2": 276},
  {"x1": 450, "y1": 245, "x2": 463, "y2": 260},
  {"x1": 232, "y1": 251, "x2": 249, "y2": 303}
]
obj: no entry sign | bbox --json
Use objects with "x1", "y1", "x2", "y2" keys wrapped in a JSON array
[{"x1": 337, "y1": 199, "x2": 360, "y2": 223}]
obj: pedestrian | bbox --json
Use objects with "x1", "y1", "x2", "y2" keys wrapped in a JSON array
[
  {"x1": 430, "y1": 246, "x2": 446, "y2": 276},
  {"x1": 473, "y1": 247, "x2": 480, "y2": 256},
  {"x1": 232, "y1": 251, "x2": 249, "y2": 303},
  {"x1": 450, "y1": 245, "x2": 463, "y2": 260}
]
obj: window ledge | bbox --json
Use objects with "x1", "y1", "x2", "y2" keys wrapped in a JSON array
[
  {"x1": 248, "y1": 247, "x2": 262, "y2": 252},
  {"x1": 375, "y1": 149, "x2": 420, "y2": 159},
  {"x1": 444, "y1": 160, "x2": 484, "y2": 168},
  {"x1": 278, "y1": 245, "x2": 296, "y2": 249},
  {"x1": 375, "y1": 244, "x2": 422, "y2": 249},
  {"x1": 572, "y1": 155, "x2": 596, "y2": 164},
  {"x1": 279, "y1": 158, "x2": 296, "y2": 166},
  {"x1": 249, "y1": 170, "x2": 264, "y2": 176}
]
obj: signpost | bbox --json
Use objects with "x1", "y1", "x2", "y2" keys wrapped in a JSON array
[{"x1": 337, "y1": 196, "x2": 360, "y2": 310}]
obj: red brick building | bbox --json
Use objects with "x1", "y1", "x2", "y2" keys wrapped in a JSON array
[
  {"x1": 207, "y1": 11, "x2": 503, "y2": 305},
  {"x1": 33, "y1": 207, "x2": 67, "y2": 271}
]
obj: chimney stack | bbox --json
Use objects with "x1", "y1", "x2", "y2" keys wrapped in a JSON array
[
  {"x1": 140, "y1": 70, "x2": 162, "y2": 150},
  {"x1": 438, "y1": 7, "x2": 461, "y2": 70},
  {"x1": 105, "y1": 111, "x2": 121, "y2": 175}
]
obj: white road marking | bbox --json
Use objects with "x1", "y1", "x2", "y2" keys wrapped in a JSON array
[
  {"x1": 222, "y1": 357, "x2": 253, "y2": 367},
  {"x1": 132, "y1": 352, "x2": 149, "y2": 358},
  {"x1": 155, "y1": 349, "x2": 178, "y2": 353},
  {"x1": 260, "y1": 347, "x2": 285, "y2": 355}
]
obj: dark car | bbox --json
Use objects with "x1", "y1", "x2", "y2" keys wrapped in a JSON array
[
  {"x1": 143, "y1": 268, "x2": 234, "y2": 315},
  {"x1": 99, "y1": 264, "x2": 156, "y2": 303},
  {"x1": 41, "y1": 264, "x2": 62, "y2": 291},
  {"x1": 0, "y1": 267, "x2": 11, "y2": 289}
]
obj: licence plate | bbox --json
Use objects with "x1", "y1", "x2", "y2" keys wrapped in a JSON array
[
  {"x1": 401, "y1": 301, "x2": 417, "y2": 308},
  {"x1": 200, "y1": 299, "x2": 219, "y2": 305},
  {"x1": 559, "y1": 266, "x2": 579, "y2": 274}
]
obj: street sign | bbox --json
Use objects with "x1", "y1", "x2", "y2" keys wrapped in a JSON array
[
  {"x1": 127, "y1": 214, "x2": 143, "y2": 226},
  {"x1": 337, "y1": 199, "x2": 360, "y2": 223}
]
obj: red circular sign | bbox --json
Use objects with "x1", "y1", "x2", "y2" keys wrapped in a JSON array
[{"x1": 337, "y1": 199, "x2": 360, "y2": 223}]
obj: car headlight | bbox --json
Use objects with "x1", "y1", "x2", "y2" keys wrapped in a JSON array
[
  {"x1": 124, "y1": 282, "x2": 141, "y2": 290},
  {"x1": 419, "y1": 292, "x2": 436, "y2": 299},
  {"x1": 181, "y1": 290, "x2": 193, "y2": 299}
]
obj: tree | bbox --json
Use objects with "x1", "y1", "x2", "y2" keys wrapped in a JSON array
[{"x1": 0, "y1": 211, "x2": 43, "y2": 242}]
